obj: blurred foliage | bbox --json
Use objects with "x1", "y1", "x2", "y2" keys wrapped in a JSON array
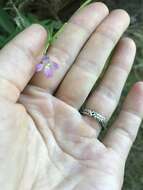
[
  {"x1": 0, "y1": 0, "x2": 93, "y2": 48},
  {"x1": 0, "y1": 0, "x2": 143, "y2": 189},
  {"x1": 0, "y1": 0, "x2": 64, "y2": 48}
]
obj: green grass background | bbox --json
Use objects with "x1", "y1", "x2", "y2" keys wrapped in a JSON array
[{"x1": 0, "y1": 0, "x2": 143, "y2": 189}]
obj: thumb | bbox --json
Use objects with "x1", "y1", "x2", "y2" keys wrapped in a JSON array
[{"x1": 0, "y1": 24, "x2": 47, "y2": 102}]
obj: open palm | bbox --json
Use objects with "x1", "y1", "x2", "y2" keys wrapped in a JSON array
[{"x1": 0, "y1": 3, "x2": 143, "y2": 190}]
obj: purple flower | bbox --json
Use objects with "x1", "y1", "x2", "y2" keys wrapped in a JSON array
[{"x1": 35, "y1": 54, "x2": 60, "y2": 78}]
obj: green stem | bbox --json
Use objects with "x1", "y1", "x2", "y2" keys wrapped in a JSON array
[
  {"x1": 44, "y1": 0, "x2": 93, "y2": 53},
  {"x1": 79, "y1": 0, "x2": 93, "y2": 9},
  {"x1": 44, "y1": 22, "x2": 67, "y2": 53}
]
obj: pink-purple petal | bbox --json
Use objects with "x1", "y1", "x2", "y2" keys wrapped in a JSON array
[
  {"x1": 42, "y1": 55, "x2": 49, "y2": 62},
  {"x1": 44, "y1": 67, "x2": 53, "y2": 78},
  {"x1": 35, "y1": 63, "x2": 44, "y2": 72},
  {"x1": 53, "y1": 62, "x2": 59, "y2": 70}
]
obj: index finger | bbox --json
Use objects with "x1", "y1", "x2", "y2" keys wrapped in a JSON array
[{"x1": 0, "y1": 24, "x2": 47, "y2": 102}]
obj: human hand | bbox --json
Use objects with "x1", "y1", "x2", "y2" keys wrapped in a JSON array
[{"x1": 0, "y1": 2, "x2": 143, "y2": 190}]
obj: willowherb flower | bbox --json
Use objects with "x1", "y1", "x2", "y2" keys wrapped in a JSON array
[{"x1": 35, "y1": 55, "x2": 59, "y2": 78}]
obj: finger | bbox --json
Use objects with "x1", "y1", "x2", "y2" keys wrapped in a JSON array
[
  {"x1": 0, "y1": 24, "x2": 47, "y2": 102},
  {"x1": 30, "y1": 2, "x2": 109, "y2": 92},
  {"x1": 84, "y1": 38, "x2": 136, "y2": 135},
  {"x1": 56, "y1": 10, "x2": 130, "y2": 108},
  {"x1": 103, "y1": 82, "x2": 143, "y2": 160}
]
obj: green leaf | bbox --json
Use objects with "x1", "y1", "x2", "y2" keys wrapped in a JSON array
[
  {"x1": 0, "y1": 27, "x2": 21, "y2": 48},
  {"x1": 0, "y1": 35, "x2": 6, "y2": 44},
  {"x1": 0, "y1": 8, "x2": 15, "y2": 34},
  {"x1": 26, "y1": 13, "x2": 39, "y2": 23}
]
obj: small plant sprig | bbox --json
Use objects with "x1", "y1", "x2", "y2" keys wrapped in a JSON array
[{"x1": 0, "y1": 0, "x2": 93, "y2": 49}]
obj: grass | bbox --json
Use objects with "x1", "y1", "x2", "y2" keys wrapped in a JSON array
[{"x1": 0, "y1": 0, "x2": 143, "y2": 189}]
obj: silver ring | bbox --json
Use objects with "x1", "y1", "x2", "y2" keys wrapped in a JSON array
[{"x1": 80, "y1": 108, "x2": 107, "y2": 130}]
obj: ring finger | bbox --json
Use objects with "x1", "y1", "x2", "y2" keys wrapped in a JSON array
[{"x1": 84, "y1": 37, "x2": 136, "y2": 135}]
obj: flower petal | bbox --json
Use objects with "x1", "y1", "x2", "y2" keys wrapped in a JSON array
[
  {"x1": 44, "y1": 67, "x2": 53, "y2": 78},
  {"x1": 35, "y1": 63, "x2": 44, "y2": 72},
  {"x1": 53, "y1": 62, "x2": 59, "y2": 70}
]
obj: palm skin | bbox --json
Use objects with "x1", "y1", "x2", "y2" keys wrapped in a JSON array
[
  {"x1": 1, "y1": 86, "x2": 123, "y2": 190},
  {"x1": 0, "y1": 2, "x2": 143, "y2": 190}
]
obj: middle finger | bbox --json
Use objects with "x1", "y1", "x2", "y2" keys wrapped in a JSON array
[
  {"x1": 31, "y1": 3, "x2": 109, "y2": 92},
  {"x1": 56, "y1": 10, "x2": 130, "y2": 108}
]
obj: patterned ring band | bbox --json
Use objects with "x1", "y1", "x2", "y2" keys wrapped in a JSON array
[{"x1": 80, "y1": 108, "x2": 107, "y2": 130}]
